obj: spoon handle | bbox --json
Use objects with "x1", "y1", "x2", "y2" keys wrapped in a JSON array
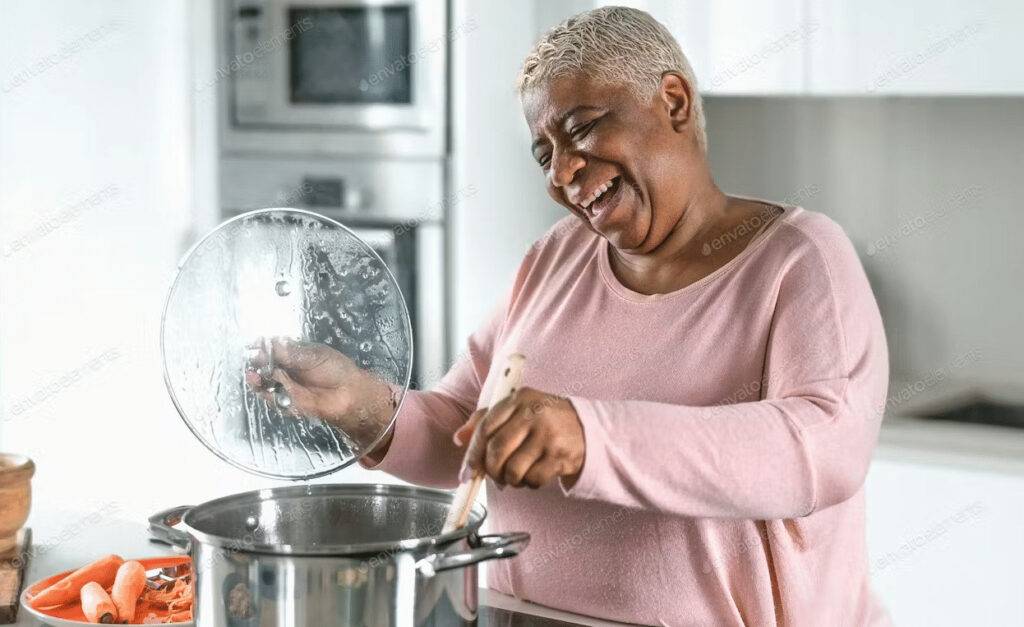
[{"x1": 443, "y1": 354, "x2": 526, "y2": 532}]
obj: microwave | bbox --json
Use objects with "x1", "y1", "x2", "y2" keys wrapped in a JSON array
[{"x1": 226, "y1": 0, "x2": 447, "y2": 155}]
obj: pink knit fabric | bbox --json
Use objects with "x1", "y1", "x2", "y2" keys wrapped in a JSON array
[{"x1": 370, "y1": 204, "x2": 891, "y2": 626}]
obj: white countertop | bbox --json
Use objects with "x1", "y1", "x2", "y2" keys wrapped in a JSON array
[
  {"x1": 879, "y1": 414, "x2": 1024, "y2": 475},
  {"x1": 878, "y1": 379, "x2": 1024, "y2": 475},
  {"x1": 872, "y1": 377, "x2": 1024, "y2": 475}
]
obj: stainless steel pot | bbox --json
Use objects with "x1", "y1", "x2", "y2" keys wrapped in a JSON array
[{"x1": 148, "y1": 484, "x2": 529, "y2": 626}]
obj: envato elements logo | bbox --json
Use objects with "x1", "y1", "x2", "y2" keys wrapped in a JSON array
[
  {"x1": 278, "y1": 181, "x2": 315, "y2": 206},
  {"x1": 393, "y1": 184, "x2": 478, "y2": 236},
  {"x1": 189, "y1": 496, "x2": 323, "y2": 578},
  {"x1": 878, "y1": 347, "x2": 982, "y2": 420},
  {"x1": 2, "y1": 184, "x2": 121, "y2": 258},
  {"x1": 362, "y1": 17, "x2": 478, "y2": 91},
  {"x1": 710, "y1": 21, "x2": 819, "y2": 89},
  {"x1": 194, "y1": 16, "x2": 314, "y2": 97},
  {"x1": 715, "y1": 343, "x2": 829, "y2": 408},
  {"x1": 870, "y1": 500, "x2": 986, "y2": 574},
  {"x1": 701, "y1": 184, "x2": 821, "y2": 256},
  {"x1": 521, "y1": 506, "x2": 629, "y2": 574},
  {"x1": 701, "y1": 204, "x2": 777, "y2": 256},
  {"x1": 2, "y1": 348, "x2": 122, "y2": 422},
  {"x1": 2, "y1": 21, "x2": 123, "y2": 94},
  {"x1": 868, "y1": 21, "x2": 985, "y2": 93},
  {"x1": 5, "y1": 502, "x2": 122, "y2": 570},
  {"x1": 865, "y1": 185, "x2": 983, "y2": 257},
  {"x1": 702, "y1": 532, "x2": 764, "y2": 574}
]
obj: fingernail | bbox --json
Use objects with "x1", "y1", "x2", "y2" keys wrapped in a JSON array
[
  {"x1": 452, "y1": 431, "x2": 463, "y2": 447},
  {"x1": 459, "y1": 463, "x2": 473, "y2": 483}
]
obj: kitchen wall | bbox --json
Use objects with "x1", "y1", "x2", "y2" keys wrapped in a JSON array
[
  {"x1": 703, "y1": 96, "x2": 1024, "y2": 388},
  {"x1": 0, "y1": 0, "x2": 564, "y2": 533},
  {"x1": 0, "y1": 0, "x2": 401, "y2": 528},
  {"x1": 447, "y1": 0, "x2": 563, "y2": 354},
  {"x1": 0, "y1": 0, "x2": 195, "y2": 522},
  {"x1": 2, "y1": 1, "x2": 1021, "y2": 623}
]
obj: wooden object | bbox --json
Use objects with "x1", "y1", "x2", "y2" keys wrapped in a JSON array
[
  {"x1": 443, "y1": 354, "x2": 526, "y2": 533},
  {"x1": 0, "y1": 528, "x2": 32, "y2": 624}
]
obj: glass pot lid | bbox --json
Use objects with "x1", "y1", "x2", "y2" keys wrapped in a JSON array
[{"x1": 161, "y1": 209, "x2": 413, "y2": 479}]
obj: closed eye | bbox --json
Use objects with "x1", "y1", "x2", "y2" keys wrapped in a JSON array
[
  {"x1": 570, "y1": 118, "x2": 600, "y2": 141},
  {"x1": 534, "y1": 116, "x2": 602, "y2": 168}
]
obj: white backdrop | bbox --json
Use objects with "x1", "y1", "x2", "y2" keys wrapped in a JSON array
[{"x1": 0, "y1": 1, "x2": 401, "y2": 531}]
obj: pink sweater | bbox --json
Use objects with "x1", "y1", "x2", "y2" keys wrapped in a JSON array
[{"x1": 372, "y1": 204, "x2": 891, "y2": 626}]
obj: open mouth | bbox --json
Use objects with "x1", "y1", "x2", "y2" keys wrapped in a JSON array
[{"x1": 580, "y1": 175, "x2": 622, "y2": 219}]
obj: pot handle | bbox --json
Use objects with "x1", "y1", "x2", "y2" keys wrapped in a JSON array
[
  {"x1": 417, "y1": 532, "x2": 530, "y2": 577},
  {"x1": 148, "y1": 505, "x2": 193, "y2": 550}
]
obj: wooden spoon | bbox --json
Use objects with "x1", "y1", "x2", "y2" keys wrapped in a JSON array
[{"x1": 443, "y1": 353, "x2": 526, "y2": 533}]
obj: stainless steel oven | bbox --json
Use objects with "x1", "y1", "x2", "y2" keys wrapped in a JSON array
[
  {"x1": 215, "y1": 0, "x2": 450, "y2": 383},
  {"x1": 225, "y1": 0, "x2": 447, "y2": 156}
]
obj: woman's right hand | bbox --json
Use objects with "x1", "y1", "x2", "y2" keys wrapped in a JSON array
[{"x1": 245, "y1": 337, "x2": 397, "y2": 451}]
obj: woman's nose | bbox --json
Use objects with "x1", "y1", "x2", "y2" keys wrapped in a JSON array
[{"x1": 549, "y1": 150, "x2": 586, "y2": 188}]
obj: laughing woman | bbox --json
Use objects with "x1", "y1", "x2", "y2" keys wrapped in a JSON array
[{"x1": 254, "y1": 7, "x2": 890, "y2": 626}]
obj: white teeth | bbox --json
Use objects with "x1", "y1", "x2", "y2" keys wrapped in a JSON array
[{"x1": 580, "y1": 178, "x2": 615, "y2": 209}]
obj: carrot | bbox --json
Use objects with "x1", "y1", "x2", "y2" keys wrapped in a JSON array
[
  {"x1": 29, "y1": 554, "x2": 124, "y2": 609},
  {"x1": 81, "y1": 581, "x2": 118, "y2": 624},
  {"x1": 111, "y1": 560, "x2": 147, "y2": 622}
]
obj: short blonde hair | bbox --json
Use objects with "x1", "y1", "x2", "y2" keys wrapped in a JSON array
[{"x1": 518, "y1": 6, "x2": 707, "y2": 151}]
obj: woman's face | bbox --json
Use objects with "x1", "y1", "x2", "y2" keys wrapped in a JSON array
[{"x1": 523, "y1": 73, "x2": 697, "y2": 253}]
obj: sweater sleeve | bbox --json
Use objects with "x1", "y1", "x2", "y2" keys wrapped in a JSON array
[
  {"x1": 364, "y1": 243, "x2": 542, "y2": 488},
  {"x1": 363, "y1": 301, "x2": 503, "y2": 488},
  {"x1": 562, "y1": 223, "x2": 889, "y2": 519}
]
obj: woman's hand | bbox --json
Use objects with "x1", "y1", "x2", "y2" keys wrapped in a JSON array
[
  {"x1": 245, "y1": 338, "x2": 396, "y2": 450},
  {"x1": 453, "y1": 387, "x2": 586, "y2": 490}
]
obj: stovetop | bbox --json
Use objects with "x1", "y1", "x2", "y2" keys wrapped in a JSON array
[{"x1": 479, "y1": 605, "x2": 584, "y2": 626}]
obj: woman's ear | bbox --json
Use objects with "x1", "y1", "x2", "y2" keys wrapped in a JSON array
[{"x1": 658, "y1": 72, "x2": 693, "y2": 133}]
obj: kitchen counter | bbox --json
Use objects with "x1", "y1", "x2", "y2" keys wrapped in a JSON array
[
  {"x1": 878, "y1": 380, "x2": 1024, "y2": 476},
  {"x1": 879, "y1": 414, "x2": 1024, "y2": 475},
  {"x1": 9, "y1": 510, "x2": 626, "y2": 626}
]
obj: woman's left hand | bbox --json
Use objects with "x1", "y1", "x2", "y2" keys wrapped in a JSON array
[{"x1": 453, "y1": 387, "x2": 586, "y2": 489}]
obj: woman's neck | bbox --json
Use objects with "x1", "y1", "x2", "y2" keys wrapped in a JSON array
[{"x1": 608, "y1": 184, "x2": 777, "y2": 295}]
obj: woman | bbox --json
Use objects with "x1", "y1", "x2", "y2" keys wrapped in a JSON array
[{"x1": 250, "y1": 7, "x2": 890, "y2": 626}]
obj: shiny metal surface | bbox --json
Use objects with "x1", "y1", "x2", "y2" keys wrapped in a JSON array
[
  {"x1": 161, "y1": 209, "x2": 413, "y2": 479},
  {"x1": 223, "y1": 0, "x2": 447, "y2": 158},
  {"x1": 165, "y1": 484, "x2": 485, "y2": 554},
  {"x1": 148, "y1": 484, "x2": 530, "y2": 626},
  {"x1": 219, "y1": 156, "x2": 445, "y2": 222}
]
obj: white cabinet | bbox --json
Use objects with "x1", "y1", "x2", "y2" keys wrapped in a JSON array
[
  {"x1": 652, "y1": 0, "x2": 807, "y2": 95},
  {"x1": 548, "y1": 0, "x2": 1024, "y2": 94},
  {"x1": 865, "y1": 458, "x2": 1024, "y2": 626},
  {"x1": 805, "y1": 0, "x2": 1024, "y2": 94},
  {"x1": 449, "y1": 0, "x2": 565, "y2": 353},
  {"x1": 586, "y1": 0, "x2": 807, "y2": 94}
]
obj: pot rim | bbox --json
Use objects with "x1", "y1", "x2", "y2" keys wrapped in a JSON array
[{"x1": 180, "y1": 483, "x2": 486, "y2": 556}]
